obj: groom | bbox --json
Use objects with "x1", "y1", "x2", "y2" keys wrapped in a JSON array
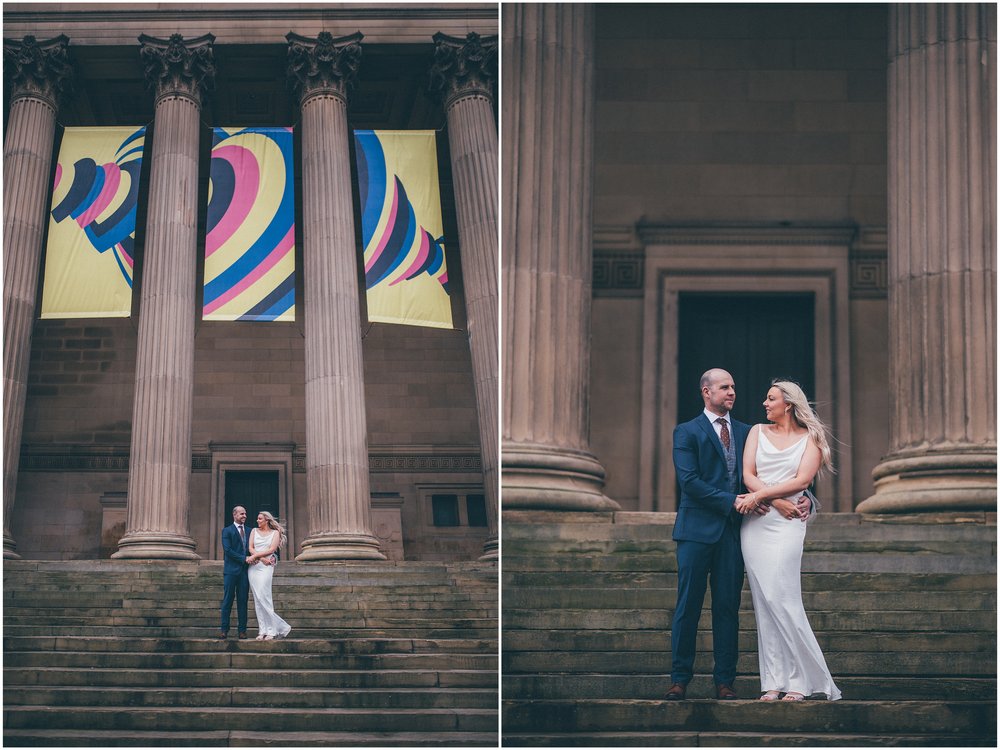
[
  {"x1": 219, "y1": 505, "x2": 251, "y2": 640},
  {"x1": 666, "y1": 368, "x2": 754, "y2": 700}
]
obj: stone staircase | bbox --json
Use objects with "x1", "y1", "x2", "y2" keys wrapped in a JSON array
[
  {"x1": 502, "y1": 510, "x2": 997, "y2": 746},
  {"x1": 3, "y1": 559, "x2": 498, "y2": 747}
]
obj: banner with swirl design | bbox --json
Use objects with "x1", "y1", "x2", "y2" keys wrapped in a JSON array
[
  {"x1": 41, "y1": 126, "x2": 146, "y2": 318},
  {"x1": 204, "y1": 127, "x2": 295, "y2": 322},
  {"x1": 354, "y1": 130, "x2": 453, "y2": 329}
]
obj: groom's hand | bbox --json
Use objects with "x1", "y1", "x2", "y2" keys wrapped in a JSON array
[{"x1": 795, "y1": 494, "x2": 811, "y2": 522}]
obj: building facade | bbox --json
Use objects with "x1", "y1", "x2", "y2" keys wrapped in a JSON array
[
  {"x1": 4, "y1": 3, "x2": 499, "y2": 562},
  {"x1": 503, "y1": 3, "x2": 995, "y2": 515}
]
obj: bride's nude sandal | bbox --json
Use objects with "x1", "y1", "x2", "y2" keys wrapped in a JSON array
[
  {"x1": 759, "y1": 691, "x2": 781, "y2": 701},
  {"x1": 781, "y1": 692, "x2": 805, "y2": 701}
]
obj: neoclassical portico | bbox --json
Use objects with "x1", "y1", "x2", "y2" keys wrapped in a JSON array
[{"x1": 2, "y1": 8, "x2": 498, "y2": 562}]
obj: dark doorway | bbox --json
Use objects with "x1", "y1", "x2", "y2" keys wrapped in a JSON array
[
  {"x1": 676, "y1": 293, "x2": 816, "y2": 428},
  {"x1": 224, "y1": 470, "x2": 280, "y2": 532}
]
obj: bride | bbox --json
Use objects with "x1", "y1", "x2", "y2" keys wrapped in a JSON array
[
  {"x1": 735, "y1": 380, "x2": 841, "y2": 702},
  {"x1": 246, "y1": 511, "x2": 291, "y2": 641}
]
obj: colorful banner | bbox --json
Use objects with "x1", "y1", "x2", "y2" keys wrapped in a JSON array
[
  {"x1": 204, "y1": 127, "x2": 295, "y2": 322},
  {"x1": 354, "y1": 130, "x2": 453, "y2": 329},
  {"x1": 41, "y1": 126, "x2": 146, "y2": 318}
]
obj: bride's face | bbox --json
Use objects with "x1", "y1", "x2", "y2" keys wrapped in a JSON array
[
  {"x1": 257, "y1": 514, "x2": 267, "y2": 529},
  {"x1": 763, "y1": 387, "x2": 787, "y2": 421}
]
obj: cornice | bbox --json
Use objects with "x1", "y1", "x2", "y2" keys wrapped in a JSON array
[
  {"x1": 4, "y1": 6, "x2": 498, "y2": 23},
  {"x1": 638, "y1": 222, "x2": 858, "y2": 247}
]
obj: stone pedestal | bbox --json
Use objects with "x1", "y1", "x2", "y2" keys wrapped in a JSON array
[
  {"x1": 430, "y1": 31, "x2": 499, "y2": 559},
  {"x1": 501, "y1": 5, "x2": 618, "y2": 512},
  {"x1": 858, "y1": 4, "x2": 996, "y2": 513},
  {"x1": 2, "y1": 35, "x2": 72, "y2": 559},
  {"x1": 287, "y1": 31, "x2": 384, "y2": 561},
  {"x1": 114, "y1": 34, "x2": 215, "y2": 559}
]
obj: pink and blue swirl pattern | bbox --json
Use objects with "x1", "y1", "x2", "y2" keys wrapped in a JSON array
[
  {"x1": 50, "y1": 127, "x2": 145, "y2": 287},
  {"x1": 203, "y1": 127, "x2": 295, "y2": 322}
]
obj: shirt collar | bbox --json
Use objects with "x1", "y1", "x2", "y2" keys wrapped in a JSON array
[{"x1": 704, "y1": 408, "x2": 731, "y2": 425}]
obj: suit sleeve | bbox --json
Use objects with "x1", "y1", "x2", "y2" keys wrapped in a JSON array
[
  {"x1": 673, "y1": 424, "x2": 738, "y2": 517},
  {"x1": 221, "y1": 527, "x2": 246, "y2": 566}
]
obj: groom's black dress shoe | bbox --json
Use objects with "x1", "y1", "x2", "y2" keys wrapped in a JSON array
[
  {"x1": 217, "y1": 631, "x2": 228, "y2": 640},
  {"x1": 238, "y1": 632, "x2": 248, "y2": 640},
  {"x1": 665, "y1": 683, "x2": 687, "y2": 701},
  {"x1": 715, "y1": 683, "x2": 738, "y2": 700}
]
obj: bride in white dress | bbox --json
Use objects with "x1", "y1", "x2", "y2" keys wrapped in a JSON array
[
  {"x1": 247, "y1": 511, "x2": 291, "y2": 641},
  {"x1": 735, "y1": 380, "x2": 841, "y2": 702}
]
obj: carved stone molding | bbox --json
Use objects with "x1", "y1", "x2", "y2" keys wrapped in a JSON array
[
  {"x1": 286, "y1": 30, "x2": 363, "y2": 105},
  {"x1": 429, "y1": 31, "x2": 497, "y2": 109},
  {"x1": 3, "y1": 34, "x2": 72, "y2": 107},
  {"x1": 638, "y1": 222, "x2": 858, "y2": 247},
  {"x1": 138, "y1": 32, "x2": 215, "y2": 106},
  {"x1": 593, "y1": 252, "x2": 645, "y2": 297},
  {"x1": 849, "y1": 226, "x2": 888, "y2": 299}
]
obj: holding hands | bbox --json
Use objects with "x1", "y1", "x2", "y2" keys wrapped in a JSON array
[{"x1": 736, "y1": 492, "x2": 810, "y2": 521}]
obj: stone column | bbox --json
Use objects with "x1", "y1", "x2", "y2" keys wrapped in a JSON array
[
  {"x1": 287, "y1": 31, "x2": 385, "y2": 560},
  {"x1": 429, "y1": 32, "x2": 499, "y2": 559},
  {"x1": 2, "y1": 35, "x2": 72, "y2": 559},
  {"x1": 501, "y1": 5, "x2": 618, "y2": 512},
  {"x1": 113, "y1": 34, "x2": 214, "y2": 559},
  {"x1": 858, "y1": 4, "x2": 996, "y2": 513}
]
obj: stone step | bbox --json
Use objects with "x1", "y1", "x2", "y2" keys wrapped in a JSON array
[
  {"x1": 501, "y1": 731, "x2": 996, "y2": 747},
  {"x1": 4, "y1": 615, "x2": 497, "y2": 629},
  {"x1": 4, "y1": 650, "x2": 498, "y2": 671},
  {"x1": 502, "y1": 587, "x2": 994, "y2": 611},
  {"x1": 3, "y1": 706, "x2": 498, "y2": 733},
  {"x1": 503, "y1": 674, "x2": 998, "y2": 701},
  {"x1": 501, "y1": 699, "x2": 996, "y2": 736},
  {"x1": 4, "y1": 686, "x2": 498, "y2": 710},
  {"x1": 501, "y1": 629, "x2": 996, "y2": 654},
  {"x1": 504, "y1": 570, "x2": 996, "y2": 591},
  {"x1": 3, "y1": 636, "x2": 495, "y2": 654},
  {"x1": 6, "y1": 667, "x2": 494, "y2": 689},
  {"x1": 2, "y1": 625, "x2": 498, "y2": 640},
  {"x1": 2, "y1": 729, "x2": 498, "y2": 747},
  {"x1": 503, "y1": 607, "x2": 996, "y2": 632},
  {"x1": 501, "y1": 650, "x2": 993, "y2": 676}
]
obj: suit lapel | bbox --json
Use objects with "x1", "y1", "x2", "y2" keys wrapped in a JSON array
[{"x1": 697, "y1": 413, "x2": 726, "y2": 462}]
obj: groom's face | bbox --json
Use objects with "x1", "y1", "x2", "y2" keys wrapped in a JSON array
[{"x1": 704, "y1": 373, "x2": 736, "y2": 415}]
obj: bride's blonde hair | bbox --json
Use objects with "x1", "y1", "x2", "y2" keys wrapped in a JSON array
[
  {"x1": 770, "y1": 379, "x2": 836, "y2": 477},
  {"x1": 257, "y1": 511, "x2": 287, "y2": 548}
]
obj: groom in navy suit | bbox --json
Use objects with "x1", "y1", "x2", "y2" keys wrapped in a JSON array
[
  {"x1": 219, "y1": 505, "x2": 251, "y2": 640},
  {"x1": 666, "y1": 368, "x2": 754, "y2": 700}
]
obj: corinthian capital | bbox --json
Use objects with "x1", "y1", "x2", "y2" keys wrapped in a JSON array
[
  {"x1": 286, "y1": 31, "x2": 364, "y2": 105},
  {"x1": 139, "y1": 33, "x2": 216, "y2": 106},
  {"x1": 3, "y1": 34, "x2": 73, "y2": 108},
  {"x1": 429, "y1": 32, "x2": 497, "y2": 108}
]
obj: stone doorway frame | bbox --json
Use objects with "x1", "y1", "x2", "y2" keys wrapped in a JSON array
[
  {"x1": 638, "y1": 224, "x2": 855, "y2": 513},
  {"x1": 209, "y1": 443, "x2": 296, "y2": 560}
]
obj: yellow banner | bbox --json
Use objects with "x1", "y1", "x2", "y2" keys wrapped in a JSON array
[
  {"x1": 41, "y1": 126, "x2": 146, "y2": 319},
  {"x1": 354, "y1": 130, "x2": 453, "y2": 329}
]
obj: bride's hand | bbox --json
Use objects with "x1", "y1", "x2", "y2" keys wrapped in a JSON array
[{"x1": 772, "y1": 498, "x2": 802, "y2": 520}]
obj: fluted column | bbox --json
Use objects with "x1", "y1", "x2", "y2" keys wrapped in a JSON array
[
  {"x1": 113, "y1": 34, "x2": 214, "y2": 559},
  {"x1": 858, "y1": 4, "x2": 996, "y2": 513},
  {"x1": 430, "y1": 32, "x2": 499, "y2": 559},
  {"x1": 287, "y1": 31, "x2": 385, "y2": 560},
  {"x1": 501, "y1": 5, "x2": 618, "y2": 511},
  {"x1": 2, "y1": 35, "x2": 72, "y2": 559}
]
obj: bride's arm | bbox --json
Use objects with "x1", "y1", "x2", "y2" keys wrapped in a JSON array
[
  {"x1": 742, "y1": 441, "x2": 822, "y2": 506},
  {"x1": 741, "y1": 425, "x2": 767, "y2": 495}
]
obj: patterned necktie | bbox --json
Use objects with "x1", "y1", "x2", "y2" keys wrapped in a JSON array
[
  {"x1": 238, "y1": 524, "x2": 245, "y2": 549},
  {"x1": 717, "y1": 418, "x2": 731, "y2": 451}
]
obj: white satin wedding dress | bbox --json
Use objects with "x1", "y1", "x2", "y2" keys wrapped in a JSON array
[
  {"x1": 247, "y1": 530, "x2": 291, "y2": 639},
  {"x1": 741, "y1": 430, "x2": 841, "y2": 700}
]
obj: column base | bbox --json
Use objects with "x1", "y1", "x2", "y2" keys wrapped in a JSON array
[
  {"x1": 502, "y1": 442, "x2": 621, "y2": 511},
  {"x1": 479, "y1": 536, "x2": 498, "y2": 561},
  {"x1": 856, "y1": 447, "x2": 997, "y2": 514},
  {"x1": 4, "y1": 532, "x2": 22, "y2": 560},
  {"x1": 296, "y1": 532, "x2": 387, "y2": 562},
  {"x1": 111, "y1": 531, "x2": 200, "y2": 560}
]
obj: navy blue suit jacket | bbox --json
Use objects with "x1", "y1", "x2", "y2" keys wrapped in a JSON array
[
  {"x1": 672, "y1": 413, "x2": 752, "y2": 544},
  {"x1": 222, "y1": 523, "x2": 249, "y2": 576}
]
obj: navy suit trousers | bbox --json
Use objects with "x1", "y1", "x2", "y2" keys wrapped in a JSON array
[
  {"x1": 671, "y1": 518, "x2": 744, "y2": 686},
  {"x1": 220, "y1": 570, "x2": 249, "y2": 633}
]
